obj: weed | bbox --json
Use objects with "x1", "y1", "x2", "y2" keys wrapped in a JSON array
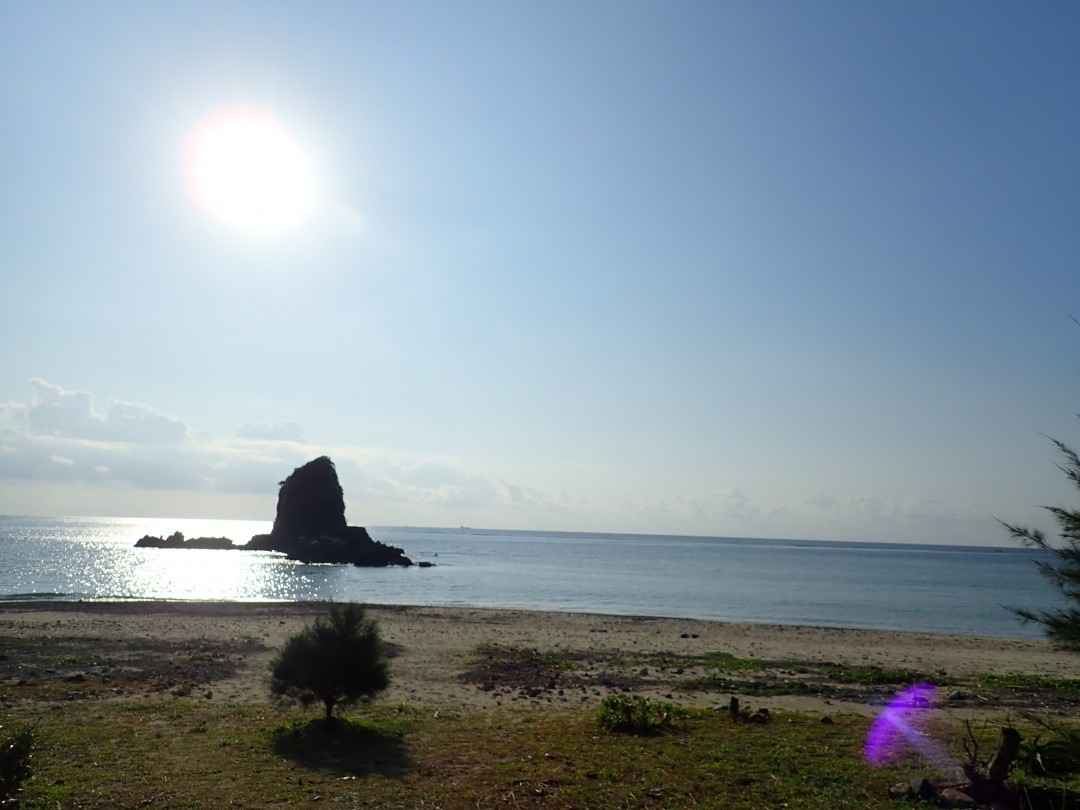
[
  {"x1": 703, "y1": 651, "x2": 767, "y2": 671},
  {"x1": 597, "y1": 694, "x2": 682, "y2": 734},
  {"x1": 1019, "y1": 735, "x2": 1080, "y2": 778},
  {"x1": 52, "y1": 654, "x2": 95, "y2": 667},
  {"x1": 173, "y1": 650, "x2": 211, "y2": 665}
]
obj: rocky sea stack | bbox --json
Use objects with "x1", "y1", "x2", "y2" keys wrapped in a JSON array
[
  {"x1": 244, "y1": 457, "x2": 413, "y2": 566},
  {"x1": 136, "y1": 456, "x2": 415, "y2": 566}
]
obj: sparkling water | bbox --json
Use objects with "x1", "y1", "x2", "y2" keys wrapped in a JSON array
[{"x1": 0, "y1": 515, "x2": 1063, "y2": 639}]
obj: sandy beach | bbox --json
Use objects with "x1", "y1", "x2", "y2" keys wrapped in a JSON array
[{"x1": 1, "y1": 601, "x2": 1075, "y2": 715}]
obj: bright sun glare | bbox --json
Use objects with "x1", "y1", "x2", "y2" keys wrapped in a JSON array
[{"x1": 183, "y1": 106, "x2": 315, "y2": 235}]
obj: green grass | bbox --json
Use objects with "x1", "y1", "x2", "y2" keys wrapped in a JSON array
[
  {"x1": 51, "y1": 654, "x2": 96, "y2": 668},
  {"x1": 11, "y1": 644, "x2": 1080, "y2": 809},
  {"x1": 823, "y1": 665, "x2": 946, "y2": 686},
  {"x1": 6, "y1": 700, "x2": 919, "y2": 809},
  {"x1": 974, "y1": 673, "x2": 1080, "y2": 695},
  {"x1": 682, "y1": 660, "x2": 956, "y2": 695},
  {"x1": 702, "y1": 651, "x2": 768, "y2": 671},
  {"x1": 682, "y1": 673, "x2": 827, "y2": 696},
  {"x1": 172, "y1": 649, "x2": 213, "y2": 666},
  {"x1": 468, "y1": 642, "x2": 581, "y2": 670}
]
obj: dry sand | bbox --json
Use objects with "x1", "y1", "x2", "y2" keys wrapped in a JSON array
[{"x1": 0, "y1": 601, "x2": 1075, "y2": 715}]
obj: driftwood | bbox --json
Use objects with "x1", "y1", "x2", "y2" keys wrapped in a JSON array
[
  {"x1": 893, "y1": 726, "x2": 1080, "y2": 809},
  {"x1": 893, "y1": 727, "x2": 1021, "y2": 809},
  {"x1": 985, "y1": 727, "x2": 1022, "y2": 785}
]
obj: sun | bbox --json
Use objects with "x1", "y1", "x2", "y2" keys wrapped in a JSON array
[{"x1": 182, "y1": 106, "x2": 315, "y2": 235}]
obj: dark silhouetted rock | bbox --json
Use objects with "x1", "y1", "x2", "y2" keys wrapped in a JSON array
[
  {"x1": 244, "y1": 456, "x2": 413, "y2": 566},
  {"x1": 134, "y1": 457, "x2": 415, "y2": 566},
  {"x1": 271, "y1": 455, "x2": 347, "y2": 540},
  {"x1": 135, "y1": 533, "x2": 236, "y2": 550},
  {"x1": 184, "y1": 536, "x2": 235, "y2": 550}
]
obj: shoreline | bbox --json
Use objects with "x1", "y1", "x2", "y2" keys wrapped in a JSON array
[
  {"x1": 0, "y1": 595, "x2": 1045, "y2": 642},
  {"x1": 0, "y1": 600, "x2": 1074, "y2": 715}
]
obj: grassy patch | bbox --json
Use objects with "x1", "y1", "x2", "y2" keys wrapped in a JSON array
[
  {"x1": 51, "y1": 654, "x2": 95, "y2": 668},
  {"x1": 682, "y1": 674, "x2": 827, "y2": 696},
  {"x1": 452, "y1": 643, "x2": 1080, "y2": 713},
  {"x1": 974, "y1": 673, "x2": 1080, "y2": 696},
  {"x1": 468, "y1": 643, "x2": 581, "y2": 670},
  {"x1": 172, "y1": 649, "x2": 212, "y2": 666},
  {"x1": 703, "y1": 651, "x2": 769, "y2": 671},
  {"x1": 821, "y1": 665, "x2": 946, "y2": 686},
  {"x1": 679, "y1": 661, "x2": 957, "y2": 700},
  {"x1": 460, "y1": 643, "x2": 589, "y2": 697},
  {"x1": 270, "y1": 714, "x2": 414, "y2": 776},
  {"x1": 7, "y1": 700, "x2": 916, "y2": 809}
]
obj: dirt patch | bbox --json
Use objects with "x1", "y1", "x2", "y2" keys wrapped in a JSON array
[
  {"x1": 457, "y1": 644, "x2": 1080, "y2": 713},
  {"x1": 0, "y1": 635, "x2": 269, "y2": 702},
  {"x1": 459, "y1": 644, "x2": 639, "y2": 700}
]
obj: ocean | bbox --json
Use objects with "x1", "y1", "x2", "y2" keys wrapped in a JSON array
[{"x1": 0, "y1": 515, "x2": 1064, "y2": 639}]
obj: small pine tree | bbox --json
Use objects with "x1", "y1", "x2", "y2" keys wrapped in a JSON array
[
  {"x1": 0, "y1": 724, "x2": 34, "y2": 802},
  {"x1": 270, "y1": 602, "x2": 390, "y2": 721},
  {"x1": 1001, "y1": 434, "x2": 1080, "y2": 648}
]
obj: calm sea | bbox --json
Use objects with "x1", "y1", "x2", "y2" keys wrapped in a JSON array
[{"x1": 0, "y1": 515, "x2": 1064, "y2": 639}]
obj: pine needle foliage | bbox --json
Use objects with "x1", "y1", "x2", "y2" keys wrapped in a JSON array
[
  {"x1": 1002, "y1": 432, "x2": 1080, "y2": 648},
  {"x1": 0, "y1": 723, "x2": 34, "y2": 801},
  {"x1": 270, "y1": 602, "x2": 390, "y2": 721}
]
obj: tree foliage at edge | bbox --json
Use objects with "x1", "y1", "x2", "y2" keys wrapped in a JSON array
[{"x1": 1002, "y1": 432, "x2": 1080, "y2": 649}]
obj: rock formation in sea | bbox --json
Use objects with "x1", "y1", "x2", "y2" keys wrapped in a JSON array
[
  {"x1": 135, "y1": 456, "x2": 418, "y2": 567},
  {"x1": 135, "y1": 532, "x2": 235, "y2": 550},
  {"x1": 244, "y1": 456, "x2": 413, "y2": 566}
]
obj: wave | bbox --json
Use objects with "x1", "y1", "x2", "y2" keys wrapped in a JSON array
[{"x1": 0, "y1": 591, "x2": 77, "y2": 602}]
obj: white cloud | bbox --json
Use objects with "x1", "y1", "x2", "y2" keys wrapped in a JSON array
[
  {"x1": 234, "y1": 421, "x2": 308, "y2": 443},
  {"x1": 0, "y1": 379, "x2": 547, "y2": 518},
  {"x1": 26, "y1": 378, "x2": 189, "y2": 444},
  {"x1": 0, "y1": 379, "x2": 1018, "y2": 544},
  {"x1": 0, "y1": 402, "x2": 27, "y2": 422}
]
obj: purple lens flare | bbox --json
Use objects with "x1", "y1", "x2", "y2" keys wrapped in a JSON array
[{"x1": 864, "y1": 683, "x2": 960, "y2": 779}]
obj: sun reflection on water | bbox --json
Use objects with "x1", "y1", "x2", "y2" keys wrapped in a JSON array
[{"x1": 2, "y1": 517, "x2": 368, "y2": 602}]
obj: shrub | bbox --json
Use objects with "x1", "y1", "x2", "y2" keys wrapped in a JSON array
[
  {"x1": 597, "y1": 695, "x2": 678, "y2": 734},
  {"x1": 1015, "y1": 716, "x2": 1080, "y2": 778},
  {"x1": 1018, "y1": 735, "x2": 1080, "y2": 778},
  {"x1": 271, "y1": 603, "x2": 390, "y2": 721}
]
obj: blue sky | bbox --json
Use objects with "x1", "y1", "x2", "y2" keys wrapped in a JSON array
[{"x1": 1, "y1": 2, "x2": 1078, "y2": 544}]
